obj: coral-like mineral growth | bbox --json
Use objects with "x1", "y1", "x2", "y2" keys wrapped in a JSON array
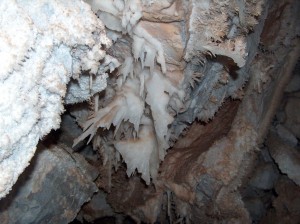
[{"x1": 0, "y1": 0, "x2": 114, "y2": 199}]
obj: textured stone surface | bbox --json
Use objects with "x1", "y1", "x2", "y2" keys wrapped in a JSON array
[
  {"x1": 1, "y1": 0, "x2": 300, "y2": 223},
  {"x1": 95, "y1": 0, "x2": 300, "y2": 222},
  {"x1": 283, "y1": 96, "x2": 300, "y2": 139},
  {"x1": 276, "y1": 124, "x2": 298, "y2": 147},
  {"x1": 74, "y1": 0, "x2": 268, "y2": 191},
  {"x1": 285, "y1": 74, "x2": 300, "y2": 93},
  {"x1": 76, "y1": 191, "x2": 114, "y2": 222},
  {"x1": 261, "y1": 177, "x2": 300, "y2": 224},
  {"x1": 0, "y1": 0, "x2": 111, "y2": 199},
  {"x1": 268, "y1": 130, "x2": 300, "y2": 186},
  {"x1": 249, "y1": 163, "x2": 279, "y2": 190},
  {"x1": 0, "y1": 144, "x2": 98, "y2": 224},
  {"x1": 244, "y1": 198, "x2": 266, "y2": 222}
]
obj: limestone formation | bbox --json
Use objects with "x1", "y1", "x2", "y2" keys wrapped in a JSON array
[
  {"x1": 0, "y1": 0, "x2": 300, "y2": 223},
  {"x1": 0, "y1": 0, "x2": 114, "y2": 198}
]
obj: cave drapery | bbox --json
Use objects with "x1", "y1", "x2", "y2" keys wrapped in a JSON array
[{"x1": 0, "y1": 0, "x2": 299, "y2": 223}]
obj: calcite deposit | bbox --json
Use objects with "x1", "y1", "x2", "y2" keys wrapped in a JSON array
[
  {"x1": 0, "y1": 0, "x2": 115, "y2": 199},
  {"x1": 0, "y1": 0, "x2": 299, "y2": 223}
]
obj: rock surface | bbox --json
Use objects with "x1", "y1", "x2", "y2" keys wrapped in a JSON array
[
  {"x1": 261, "y1": 177, "x2": 300, "y2": 224},
  {"x1": 76, "y1": 191, "x2": 114, "y2": 223},
  {"x1": 89, "y1": 0, "x2": 300, "y2": 222},
  {"x1": 0, "y1": 143, "x2": 98, "y2": 224},
  {"x1": 249, "y1": 163, "x2": 279, "y2": 190},
  {"x1": 268, "y1": 130, "x2": 300, "y2": 186},
  {"x1": 0, "y1": 0, "x2": 300, "y2": 223},
  {"x1": 283, "y1": 96, "x2": 300, "y2": 139}
]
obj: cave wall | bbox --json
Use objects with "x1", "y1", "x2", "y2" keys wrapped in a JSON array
[{"x1": 0, "y1": 0, "x2": 299, "y2": 223}]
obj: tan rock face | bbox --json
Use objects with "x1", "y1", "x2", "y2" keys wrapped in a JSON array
[
  {"x1": 142, "y1": 0, "x2": 184, "y2": 22},
  {"x1": 139, "y1": 20, "x2": 186, "y2": 85},
  {"x1": 140, "y1": 21, "x2": 184, "y2": 63}
]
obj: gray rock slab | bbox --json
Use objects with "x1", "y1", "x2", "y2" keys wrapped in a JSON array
[
  {"x1": 267, "y1": 131, "x2": 300, "y2": 186},
  {"x1": 249, "y1": 163, "x2": 279, "y2": 190},
  {"x1": 0, "y1": 144, "x2": 98, "y2": 224},
  {"x1": 284, "y1": 96, "x2": 300, "y2": 139}
]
